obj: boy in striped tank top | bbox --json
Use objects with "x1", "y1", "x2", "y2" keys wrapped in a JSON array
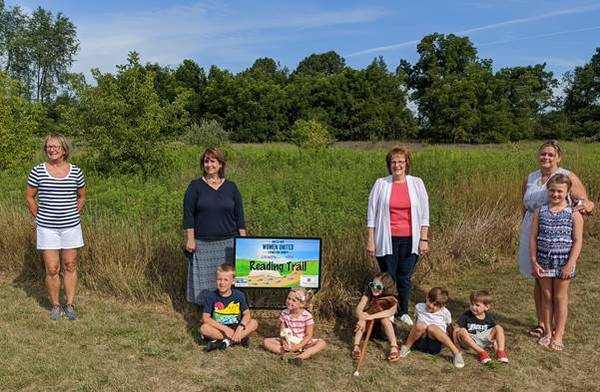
[
  {"x1": 263, "y1": 287, "x2": 327, "y2": 365},
  {"x1": 530, "y1": 174, "x2": 584, "y2": 351}
]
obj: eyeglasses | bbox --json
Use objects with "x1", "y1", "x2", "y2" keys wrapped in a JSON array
[
  {"x1": 369, "y1": 281, "x2": 385, "y2": 291},
  {"x1": 46, "y1": 145, "x2": 62, "y2": 150}
]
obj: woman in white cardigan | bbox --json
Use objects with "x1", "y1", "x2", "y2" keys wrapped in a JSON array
[{"x1": 367, "y1": 146, "x2": 430, "y2": 326}]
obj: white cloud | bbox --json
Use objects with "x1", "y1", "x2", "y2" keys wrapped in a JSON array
[
  {"x1": 72, "y1": 2, "x2": 383, "y2": 77},
  {"x1": 347, "y1": 3, "x2": 600, "y2": 57}
]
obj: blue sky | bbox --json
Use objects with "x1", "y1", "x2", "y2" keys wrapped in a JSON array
[{"x1": 7, "y1": 0, "x2": 600, "y2": 80}]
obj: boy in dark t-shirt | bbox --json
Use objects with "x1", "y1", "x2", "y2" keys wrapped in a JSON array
[
  {"x1": 200, "y1": 263, "x2": 258, "y2": 351},
  {"x1": 453, "y1": 290, "x2": 509, "y2": 364}
]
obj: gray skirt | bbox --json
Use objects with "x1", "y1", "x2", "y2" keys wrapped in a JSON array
[{"x1": 187, "y1": 237, "x2": 234, "y2": 304}]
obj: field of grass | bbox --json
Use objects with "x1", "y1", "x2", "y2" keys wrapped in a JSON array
[
  {"x1": 1, "y1": 235, "x2": 599, "y2": 391},
  {"x1": 1, "y1": 141, "x2": 597, "y2": 316},
  {"x1": 0, "y1": 141, "x2": 599, "y2": 390}
]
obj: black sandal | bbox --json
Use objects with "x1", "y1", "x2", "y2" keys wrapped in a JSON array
[{"x1": 529, "y1": 325, "x2": 544, "y2": 338}]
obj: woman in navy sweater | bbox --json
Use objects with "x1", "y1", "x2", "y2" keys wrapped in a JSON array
[{"x1": 183, "y1": 148, "x2": 247, "y2": 305}]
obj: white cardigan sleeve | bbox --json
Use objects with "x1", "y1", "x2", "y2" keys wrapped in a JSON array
[
  {"x1": 367, "y1": 179, "x2": 380, "y2": 228},
  {"x1": 416, "y1": 177, "x2": 430, "y2": 227}
]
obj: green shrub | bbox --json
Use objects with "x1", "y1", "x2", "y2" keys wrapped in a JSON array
[
  {"x1": 181, "y1": 118, "x2": 229, "y2": 148},
  {"x1": 76, "y1": 52, "x2": 187, "y2": 177},
  {"x1": 290, "y1": 119, "x2": 334, "y2": 149},
  {"x1": 0, "y1": 72, "x2": 41, "y2": 171}
]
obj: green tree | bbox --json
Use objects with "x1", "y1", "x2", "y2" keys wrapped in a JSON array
[
  {"x1": 293, "y1": 51, "x2": 346, "y2": 76},
  {"x1": 563, "y1": 47, "x2": 600, "y2": 138},
  {"x1": 26, "y1": 7, "x2": 79, "y2": 103},
  {"x1": 0, "y1": 2, "x2": 30, "y2": 89},
  {"x1": 0, "y1": 71, "x2": 40, "y2": 170},
  {"x1": 76, "y1": 52, "x2": 187, "y2": 176},
  {"x1": 174, "y1": 59, "x2": 207, "y2": 123},
  {"x1": 0, "y1": 3, "x2": 78, "y2": 103}
]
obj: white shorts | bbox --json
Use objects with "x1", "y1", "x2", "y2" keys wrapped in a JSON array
[{"x1": 37, "y1": 224, "x2": 84, "y2": 250}]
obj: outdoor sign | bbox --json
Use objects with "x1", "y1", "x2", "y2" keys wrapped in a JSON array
[{"x1": 234, "y1": 237, "x2": 321, "y2": 289}]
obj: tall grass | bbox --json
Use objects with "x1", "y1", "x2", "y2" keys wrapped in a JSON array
[{"x1": 1, "y1": 141, "x2": 598, "y2": 317}]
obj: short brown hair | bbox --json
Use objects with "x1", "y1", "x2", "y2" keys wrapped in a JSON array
[
  {"x1": 201, "y1": 147, "x2": 226, "y2": 178},
  {"x1": 470, "y1": 290, "x2": 492, "y2": 306},
  {"x1": 427, "y1": 287, "x2": 449, "y2": 307},
  {"x1": 217, "y1": 263, "x2": 235, "y2": 277},
  {"x1": 547, "y1": 173, "x2": 572, "y2": 192},
  {"x1": 44, "y1": 134, "x2": 72, "y2": 160},
  {"x1": 385, "y1": 145, "x2": 411, "y2": 175}
]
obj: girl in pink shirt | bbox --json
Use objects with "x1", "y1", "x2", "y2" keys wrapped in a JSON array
[{"x1": 263, "y1": 287, "x2": 327, "y2": 365}]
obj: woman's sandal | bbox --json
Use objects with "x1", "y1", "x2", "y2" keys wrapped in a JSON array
[
  {"x1": 351, "y1": 344, "x2": 361, "y2": 360},
  {"x1": 550, "y1": 339, "x2": 564, "y2": 351},
  {"x1": 538, "y1": 336, "x2": 551, "y2": 348},
  {"x1": 529, "y1": 325, "x2": 545, "y2": 338},
  {"x1": 388, "y1": 345, "x2": 400, "y2": 362}
]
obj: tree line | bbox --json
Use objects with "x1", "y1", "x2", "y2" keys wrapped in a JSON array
[{"x1": 1, "y1": 2, "x2": 599, "y2": 173}]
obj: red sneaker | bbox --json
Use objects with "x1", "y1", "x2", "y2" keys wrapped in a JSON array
[
  {"x1": 496, "y1": 350, "x2": 509, "y2": 363},
  {"x1": 478, "y1": 351, "x2": 491, "y2": 364}
]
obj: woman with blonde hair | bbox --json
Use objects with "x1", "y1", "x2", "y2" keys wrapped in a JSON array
[{"x1": 25, "y1": 134, "x2": 86, "y2": 320}]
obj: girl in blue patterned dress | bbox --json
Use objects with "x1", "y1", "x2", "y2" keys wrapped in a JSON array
[{"x1": 530, "y1": 174, "x2": 583, "y2": 351}]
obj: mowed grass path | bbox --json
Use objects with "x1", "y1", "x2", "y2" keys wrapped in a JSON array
[{"x1": 2, "y1": 237, "x2": 599, "y2": 392}]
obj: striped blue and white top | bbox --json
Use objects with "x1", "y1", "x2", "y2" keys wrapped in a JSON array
[{"x1": 27, "y1": 163, "x2": 86, "y2": 229}]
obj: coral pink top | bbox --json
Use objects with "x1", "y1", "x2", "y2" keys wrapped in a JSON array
[{"x1": 389, "y1": 182, "x2": 412, "y2": 237}]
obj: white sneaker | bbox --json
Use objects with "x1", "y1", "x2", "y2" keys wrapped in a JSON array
[
  {"x1": 398, "y1": 314, "x2": 414, "y2": 326},
  {"x1": 399, "y1": 345, "x2": 411, "y2": 358},
  {"x1": 454, "y1": 352, "x2": 465, "y2": 368}
]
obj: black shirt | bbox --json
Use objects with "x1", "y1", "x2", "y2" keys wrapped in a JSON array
[
  {"x1": 457, "y1": 310, "x2": 496, "y2": 335},
  {"x1": 183, "y1": 179, "x2": 245, "y2": 240}
]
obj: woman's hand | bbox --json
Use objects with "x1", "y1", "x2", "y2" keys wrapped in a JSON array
[
  {"x1": 186, "y1": 238, "x2": 196, "y2": 253},
  {"x1": 418, "y1": 239, "x2": 429, "y2": 255},
  {"x1": 366, "y1": 239, "x2": 375, "y2": 257},
  {"x1": 573, "y1": 199, "x2": 595, "y2": 216}
]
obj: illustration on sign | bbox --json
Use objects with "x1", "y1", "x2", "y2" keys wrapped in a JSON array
[{"x1": 234, "y1": 237, "x2": 321, "y2": 289}]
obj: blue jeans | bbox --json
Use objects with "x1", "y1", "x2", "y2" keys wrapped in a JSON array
[{"x1": 376, "y1": 236, "x2": 418, "y2": 316}]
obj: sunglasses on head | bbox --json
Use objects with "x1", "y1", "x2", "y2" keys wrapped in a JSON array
[{"x1": 369, "y1": 281, "x2": 385, "y2": 291}]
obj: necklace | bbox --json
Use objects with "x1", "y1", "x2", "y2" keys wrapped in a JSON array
[{"x1": 203, "y1": 176, "x2": 223, "y2": 186}]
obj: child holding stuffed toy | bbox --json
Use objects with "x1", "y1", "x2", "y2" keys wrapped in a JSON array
[
  {"x1": 263, "y1": 287, "x2": 327, "y2": 365},
  {"x1": 352, "y1": 272, "x2": 400, "y2": 362}
]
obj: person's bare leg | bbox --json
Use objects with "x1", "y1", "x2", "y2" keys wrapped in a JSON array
[
  {"x1": 534, "y1": 279, "x2": 545, "y2": 331},
  {"x1": 427, "y1": 325, "x2": 459, "y2": 354},
  {"x1": 297, "y1": 339, "x2": 327, "y2": 360},
  {"x1": 404, "y1": 322, "x2": 427, "y2": 349},
  {"x1": 552, "y1": 279, "x2": 571, "y2": 344},
  {"x1": 264, "y1": 337, "x2": 284, "y2": 354},
  {"x1": 538, "y1": 278, "x2": 554, "y2": 343},
  {"x1": 380, "y1": 318, "x2": 399, "y2": 348},
  {"x1": 42, "y1": 250, "x2": 61, "y2": 305},
  {"x1": 490, "y1": 325, "x2": 506, "y2": 351},
  {"x1": 62, "y1": 249, "x2": 78, "y2": 305},
  {"x1": 456, "y1": 328, "x2": 484, "y2": 354}
]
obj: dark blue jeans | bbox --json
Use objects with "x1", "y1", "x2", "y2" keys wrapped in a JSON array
[{"x1": 376, "y1": 236, "x2": 418, "y2": 316}]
